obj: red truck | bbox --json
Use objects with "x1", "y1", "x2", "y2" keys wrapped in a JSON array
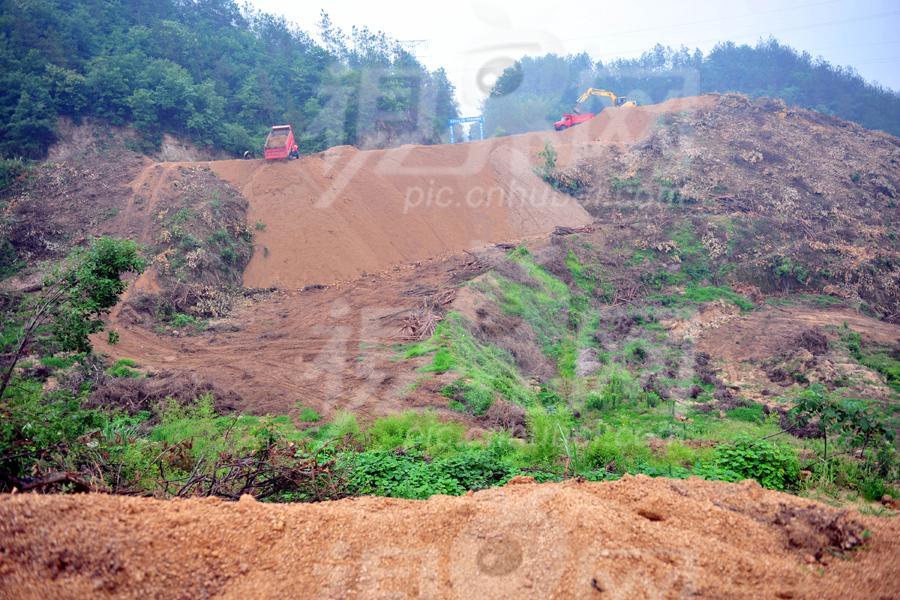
[
  {"x1": 264, "y1": 125, "x2": 298, "y2": 160},
  {"x1": 553, "y1": 113, "x2": 595, "y2": 131}
]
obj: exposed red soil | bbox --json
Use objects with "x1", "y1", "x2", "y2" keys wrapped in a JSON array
[
  {"x1": 697, "y1": 305, "x2": 899, "y2": 363},
  {"x1": 96, "y1": 248, "x2": 501, "y2": 418},
  {"x1": 88, "y1": 96, "x2": 719, "y2": 416},
  {"x1": 205, "y1": 96, "x2": 715, "y2": 289},
  {"x1": 1, "y1": 476, "x2": 897, "y2": 599}
]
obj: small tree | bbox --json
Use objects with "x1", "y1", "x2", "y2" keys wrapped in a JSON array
[
  {"x1": 535, "y1": 141, "x2": 558, "y2": 181},
  {"x1": 0, "y1": 237, "x2": 145, "y2": 399},
  {"x1": 789, "y1": 384, "x2": 894, "y2": 463}
]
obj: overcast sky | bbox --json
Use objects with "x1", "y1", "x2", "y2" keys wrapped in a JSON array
[{"x1": 250, "y1": 0, "x2": 900, "y2": 115}]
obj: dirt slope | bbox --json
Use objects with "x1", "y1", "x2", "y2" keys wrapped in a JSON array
[
  {"x1": 206, "y1": 96, "x2": 715, "y2": 289},
  {"x1": 96, "y1": 249, "x2": 488, "y2": 417},
  {"x1": 2, "y1": 476, "x2": 897, "y2": 599}
]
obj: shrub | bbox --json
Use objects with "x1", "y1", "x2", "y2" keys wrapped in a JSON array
[
  {"x1": 345, "y1": 451, "x2": 462, "y2": 499},
  {"x1": 106, "y1": 358, "x2": 140, "y2": 378},
  {"x1": 585, "y1": 364, "x2": 639, "y2": 410},
  {"x1": 534, "y1": 141, "x2": 557, "y2": 180},
  {"x1": 366, "y1": 411, "x2": 465, "y2": 458},
  {"x1": 726, "y1": 404, "x2": 765, "y2": 423},
  {"x1": 0, "y1": 157, "x2": 26, "y2": 191},
  {"x1": 520, "y1": 406, "x2": 573, "y2": 467},
  {"x1": 713, "y1": 437, "x2": 799, "y2": 491},
  {"x1": 683, "y1": 286, "x2": 754, "y2": 311},
  {"x1": 325, "y1": 411, "x2": 362, "y2": 444},
  {"x1": 623, "y1": 340, "x2": 649, "y2": 364},
  {"x1": 298, "y1": 407, "x2": 321, "y2": 423},
  {"x1": 583, "y1": 429, "x2": 652, "y2": 472}
]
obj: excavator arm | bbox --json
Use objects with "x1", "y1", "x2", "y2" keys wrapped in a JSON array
[
  {"x1": 575, "y1": 88, "x2": 620, "y2": 105},
  {"x1": 573, "y1": 88, "x2": 637, "y2": 112}
]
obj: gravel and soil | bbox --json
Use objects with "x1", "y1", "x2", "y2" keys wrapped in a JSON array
[{"x1": 1, "y1": 475, "x2": 897, "y2": 599}]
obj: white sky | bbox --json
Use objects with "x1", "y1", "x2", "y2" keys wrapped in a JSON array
[{"x1": 251, "y1": 0, "x2": 900, "y2": 115}]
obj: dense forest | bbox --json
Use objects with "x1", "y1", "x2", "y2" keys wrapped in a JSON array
[
  {"x1": 2, "y1": 2, "x2": 898, "y2": 162},
  {"x1": 484, "y1": 39, "x2": 900, "y2": 137},
  {"x1": 0, "y1": 0, "x2": 460, "y2": 159}
]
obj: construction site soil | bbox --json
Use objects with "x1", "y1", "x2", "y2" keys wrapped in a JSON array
[
  {"x1": 4, "y1": 95, "x2": 899, "y2": 596},
  {"x1": 2, "y1": 476, "x2": 898, "y2": 599}
]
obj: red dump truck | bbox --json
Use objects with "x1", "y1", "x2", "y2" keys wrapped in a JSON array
[
  {"x1": 553, "y1": 113, "x2": 595, "y2": 131},
  {"x1": 264, "y1": 125, "x2": 298, "y2": 160}
]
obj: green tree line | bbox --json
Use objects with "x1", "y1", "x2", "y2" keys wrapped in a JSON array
[
  {"x1": 484, "y1": 39, "x2": 900, "y2": 136},
  {"x1": 0, "y1": 0, "x2": 460, "y2": 159}
]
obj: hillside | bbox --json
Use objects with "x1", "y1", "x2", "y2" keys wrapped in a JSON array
[
  {"x1": 0, "y1": 0, "x2": 459, "y2": 160},
  {"x1": 0, "y1": 93, "x2": 898, "y2": 597},
  {"x1": 484, "y1": 40, "x2": 900, "y2": 138}
]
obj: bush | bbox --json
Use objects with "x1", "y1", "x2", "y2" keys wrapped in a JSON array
[
  {"x1": 344, "y1": 451, "x2": 461, "y2": 499},
  {"x1": 713, "y1": 437, "x2": 799, "y2": 491},
  {"x1": 726, "y1": 403, "x2": 765, "y2": 423},
  {"x1": 584, "y1": 429, "x2": 652, "y2": 472},
  {"x1": 106, "y1": 358, "x2": 141, "y2": 378},
  {"x1": 520, "y1": 406, "x2": 573, "y2": 467},
  {"x1": 0, "y1": 157, "x2": 26, "y2": 191},
  {"x1": 325, "y1": 411, "x2": 362, "y2": 444},
  {"x1": 366, "y1": 411, "x2": 465, "y2": 458},
  {"x1": 623, "y1": 340, "x2": 649, "y2": 364},
  {"x1": 682, "y1": 286, "x2": 754, "y2": 311},
  {"x1": 585, "y1": 364, "x2": 639, "y2": 410},
  {"x1": 298, "y1": 407, "x2": 321, "y2": 423}
]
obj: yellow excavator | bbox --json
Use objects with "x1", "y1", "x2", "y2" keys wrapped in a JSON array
[
  {"x1": 554, "y1": 88, "x2": 637, "y2": 130},
  {"x1": 573, "y1": 88, "x2": 638, "y2": 113}
]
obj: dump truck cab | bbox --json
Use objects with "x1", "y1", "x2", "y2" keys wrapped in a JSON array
[
  {"x1": 264, "y1": 125, "x2": 296, "y2": 160},
  {"x1": 554, "y1": 113, "x2": 595, "y2": 130}
]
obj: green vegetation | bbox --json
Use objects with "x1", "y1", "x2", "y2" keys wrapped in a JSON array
[
  {"x1": 169, "y1": 313, "x2": 207, "y2": 332},
  {"x1": 610, "y1": 175, "x2": 644, "y2": 196},
  {"x1": 298, "y1": 407, "x2": 321, "y2": 423},
  {"x1": 106, "y1": 358, "x2": 140, "y2": 379},
  {"x1": 0, "y1": 157, "x2": 26, "y2": 192},
  {"x1": 0, "y1": 1, "x2": 460, "y2": 159},
  {"x1": 483, "y1": 40, "x2": 900, "y2": 138},
  {"x1": 565, "y1": 250, "x2": 595, "y2": 293},
  {"x1": 682, "y1": 286, "x2": 754, "y2": 311},
  {"x1": 843, "y1": 328, "x2": 900, "y2": 393},
  {"x1": 0, "y1": 237, "x2": 144, "y2": 399},
  {"x1": 407, "y1": 314, "x2": 533, "y2": 415},
  {"x1": 713, "y1": 437, "x2": 799, "y2": 491},
  {"x1": 534, "y1": 141, "x2": 557, "y2": 181}
]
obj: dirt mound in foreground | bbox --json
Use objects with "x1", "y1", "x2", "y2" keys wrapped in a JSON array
[{"x1": 2, "y1": 476, "x2": 897, "y2": 599}]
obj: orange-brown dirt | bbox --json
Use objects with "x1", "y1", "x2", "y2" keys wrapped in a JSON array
[
  {"x1": 2, "y1": 476, "x2": 897, "y2": 599},
  {"x1": 206, "y1": 95, "x2": 715, "y2": 289},
  {"x1": 90, "y1": 96, "x2": 719, "y2": 416},
  {"x1": 696, "y1": 304, "x2": 899, "y2": 363},
  {"x1": 96, "y1": 248, "x2": 499, "y2": 418}
]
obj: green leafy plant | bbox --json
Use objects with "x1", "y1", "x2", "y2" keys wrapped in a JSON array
[
  {"x1": 535, "y1": 141, "x2": 558, "y2": 180},
  {"x1": 106, "y1": 358, "x2": 140, "y2": 378},
  {"x1": 713, "y1": 437, "x2": 799, "y2": 491},
  {"x1": 0, "y1": 237, "x2": 145, "y2": 399},
  {"x1": 298, "y1": 407, "x2": 321, "y2": 423}
]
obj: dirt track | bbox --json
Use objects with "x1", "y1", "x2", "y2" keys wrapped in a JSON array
[
  {"x1": 697, "y1": 304, "x2": 900, "y2": 363},
  {"x1": 206, "y1": 96, "x2": 715, "y2": 288},
  {"x1": 94, "y1": 96, "x2": 719, "y2": 415},
  {"x1": 97, "y1": 250, "x2": 484, "y2": 417},
  {"x1": 1, "y1": 476, "x2": 897, "y2": 599}
]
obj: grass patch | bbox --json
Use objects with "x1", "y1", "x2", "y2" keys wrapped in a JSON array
[
  {"x1": 106, "y1": 358, "x2": 141, "y2": 378},
  {"x1": 565, "y1": 250, "x2": 595, "y2": 293},
  {"x1": 405, "y1": 314, "x2": 534, "y2": 413},
  {"x1": 682, "y1": 285, "x2": 754, "y2": 311}
]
